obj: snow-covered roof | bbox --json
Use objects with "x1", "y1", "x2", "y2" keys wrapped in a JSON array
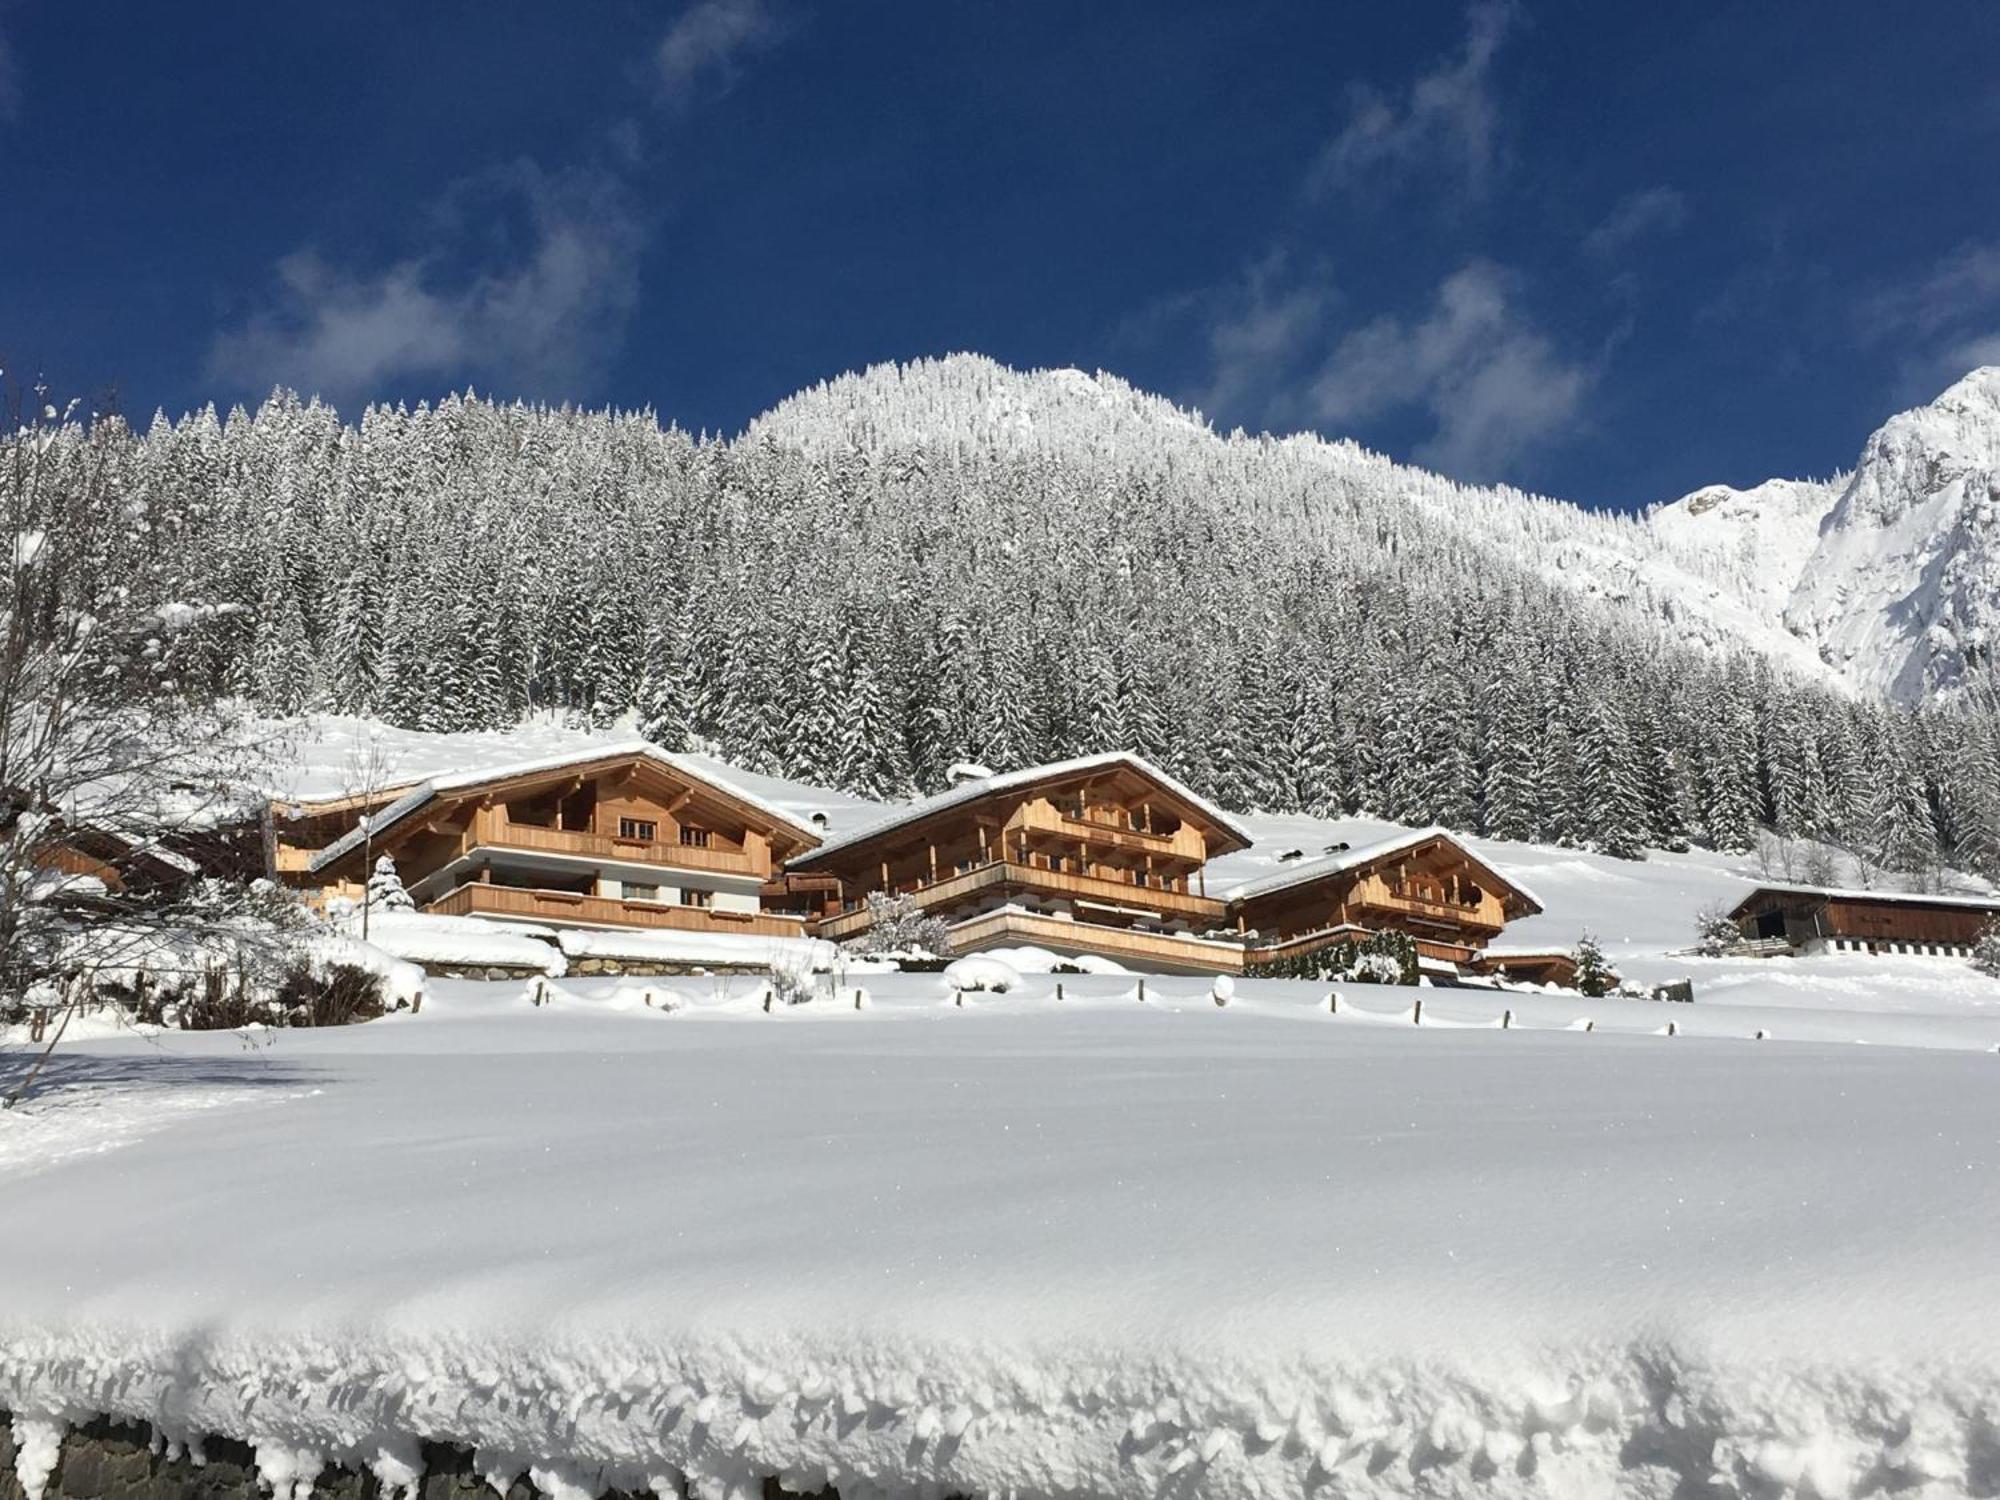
[
  {"x1": 786, "y1": 752, "x2": 1254, "y2": 868},
  {"x1": 1729, "y1": 882, "x2": 2000, "y2": 914},
  {"x1": 302, "y1": 741, "x2": 819, "y2": 874},
  {"x1": 1221, "y1": 825, "x2": 1544, "y2": 912}
]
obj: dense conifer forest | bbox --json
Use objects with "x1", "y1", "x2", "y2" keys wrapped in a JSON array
[{"x1": 14, "y1": 357, "x2": 1999, "y2": 881}]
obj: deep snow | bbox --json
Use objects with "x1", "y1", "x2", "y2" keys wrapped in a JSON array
[{"x1": 7, "y1": 972, "x2": 2000, "y2": 1500}]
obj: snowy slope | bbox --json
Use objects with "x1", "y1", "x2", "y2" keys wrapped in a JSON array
[
  {"x1": 1647, "y1": 477, "x2": 1840, "y2": 626},
  {"x1": 1783, "y1": 366, "x2": 2000, "y2": 702}
]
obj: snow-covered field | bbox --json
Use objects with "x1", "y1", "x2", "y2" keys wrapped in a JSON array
[
  {"x1": 8, "y1": 719, "x2": 2000, "y2": 1499},
  {"x1": 6, "y1": 967, "x2": 2000, "y2": 1500}
]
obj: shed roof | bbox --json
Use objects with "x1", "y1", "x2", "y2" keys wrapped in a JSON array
[{"x1": 1221, "y1": 825, "x2": 1544, "y2": 914}]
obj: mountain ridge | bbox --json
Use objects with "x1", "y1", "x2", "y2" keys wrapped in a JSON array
[{"x1": 756, "y1": 352, "x2": 1999, "y2": 707}]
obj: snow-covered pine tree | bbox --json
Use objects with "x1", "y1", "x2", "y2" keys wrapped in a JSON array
[
  {"x1": 1573, "y1": 933, "x2": 1613, "y2": 997},
  {"x1": 1971, "y1": 918, "x2": 2000, "y2": 979},
  {"x1": 366, "y1": 855, "x2": 415, "y2": 913}
]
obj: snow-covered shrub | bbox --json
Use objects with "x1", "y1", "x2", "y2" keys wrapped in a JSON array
[
  {"x1": 1245, "y1": 931, "x2": 1417, "y2": 985},
  {"x1": 851, "y1": 891, "x2": 952, "y2": 960},
  {"x1": 764, "y1": 951, "x2": 821, "y2": 1008},
  {"x1": 1574, "y1": 933, "x2": 1614, "y2": 998},
  {"x1": 1693, "y1": 902, "x2": 1742, "y2": 956},
  {"x1": 943, "y1": 955, "x2": 1019, "y2": 994},
  {"x1": 1971, "y1": 918, "x2": 2000, "y2": 979}
]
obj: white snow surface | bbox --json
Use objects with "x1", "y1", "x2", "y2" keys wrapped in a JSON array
[{"x1": 6, "y1": 964, "x2": 2000, "y2": 1500}]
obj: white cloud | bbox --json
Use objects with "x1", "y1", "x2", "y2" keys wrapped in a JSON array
[
  {"x1": 1862, "y1": 243, "x2": 2000, "y2": 395},
  {"x1": 1583, "y1": 186, "x2": 1687, "y2": 258},
  {"x1": 1306, "y1": 262, "x2": 1590, "y2": 481},
  {"x1": 207, "y1": 164, "x2": 643, "y2": 410},
  {"x1": 1193, "y1": 252, "x2": 1338, "y2": 425},
  {"x1": 657, "y1": 0, "x2": 783, "y2": 95},
  {"x1": 1310, "y1": 0, "x2": 1518, "y2": 197}
]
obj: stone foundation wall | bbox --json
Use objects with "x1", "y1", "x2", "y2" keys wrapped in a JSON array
[
  {"x1": 562, "y1": 957, "x2": 769, "y2": 979},
  {"x1": 0, "y1": 1415, "x2": 833, "y2": 1500}
]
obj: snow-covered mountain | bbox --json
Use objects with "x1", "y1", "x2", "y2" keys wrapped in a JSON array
[
  {"x1": 1647, "y1": 369, "x2": 2000, "y2": 705},
  {"x1": 1783, "y1": 367, "x2": 2000, "y2": 702},
  {"x1": 764, "y1": 354, "x2": 2000, "y2": 706}
]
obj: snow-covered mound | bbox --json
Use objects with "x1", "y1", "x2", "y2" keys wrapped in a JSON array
[{"x1": 1784, "y1": 366, "x2": 2000, "y2": 702}]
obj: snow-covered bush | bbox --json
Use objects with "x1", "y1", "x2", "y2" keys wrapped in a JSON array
[
  {"x1": 1574, "y1": 933, "x2": 1614, "y2": 997},
  {"x1": 764, "y1": 951, "x2": 821, "y2": 1008},
  {"x1": 1245, "y1": 930, "x2": 1417, "y2": 985},
  {"x1": 851, "y1": 891, "x2": 952, "y2": 960},
  {"x1": 1971, "y1": 918, "x2": 2000, "y2": 979},
  {"x1": 943, "y1": 955, "x2": 1019, "y2": 994}
]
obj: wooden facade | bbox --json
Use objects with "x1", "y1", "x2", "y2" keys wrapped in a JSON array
[
  {"x1": 784, "y1": 754, "x2": 1254, "y2": 971},
  {"x1": 274, "y1": 746, "x2": 820, "y2": 936},
  {"x1": 1728, "y1": 885, "x2": 2000, "y2": 957},
  {"x1": 1228, "y1": 828, "x2": 1543, "y2": 970}
]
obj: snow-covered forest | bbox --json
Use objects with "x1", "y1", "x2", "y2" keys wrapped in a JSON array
[{"x1": 24, "y1": 356, "x2": 2000, "y2": 879}]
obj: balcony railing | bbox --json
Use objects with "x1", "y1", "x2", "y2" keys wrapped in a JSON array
[
  {"x1": 814, "y1": 859, "x2": 1226, "y2": 941},
  {"x1": 426, "y1": 881, "x2": 805, "y2": 936},
  {"x1": 945, "y1": 909, "x2": 1245, "y2": 974},
  {"x1": 469, "y1": 811, "x2": 759, "y2": 875}
]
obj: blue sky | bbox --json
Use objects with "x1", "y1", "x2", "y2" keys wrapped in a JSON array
[{"x1": 4, "y1": 2, "x2": 1998, "y2": 509}]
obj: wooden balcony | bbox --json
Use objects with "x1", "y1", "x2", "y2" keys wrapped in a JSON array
[
  {"x1": 469, "y1": 810, "x2": 759, "y2": 876},
  {"x1": 1350, "y1": 875, "x2": 1504, "y2": 934},
  {"x1": 814, "y1": 859, "x2": 1226, "y2": 942},
  {"x1": 1011, "y1": 800, "x2": 1207, "y2": 862},
  {"x1": 945, "y1": 908, "x2": 1244, "y2": 975},
  {"x1": 426, "y1": 881, "x2": 806, "y2": 936}
]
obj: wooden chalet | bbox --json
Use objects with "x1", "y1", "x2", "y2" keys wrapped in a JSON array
[
  {"x1": 1223, "y1": 827, "x2": 1543, "y2": 970},
  {"x1": 1728, "y1": 884, "x2": 2000, "y2": 958},
  {"x1": 273, "y1": 744, "x2": 820, "y2": 938},
  {"x1": 784, "y1": 754, "x2": 1255, "y2": 973}
]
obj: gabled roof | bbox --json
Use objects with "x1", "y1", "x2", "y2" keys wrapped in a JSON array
[
  {"x1": 1221, "y1": 825, "x2": 1544, "y2": 915},
  {"x1": 785, "y1": 752, "x2": 1254, "y2": 870},
  {"x1": 300, "y1": 742, "x2": 819, "y2": 874},
  {"x1": 1727, "y1": 882, "x2": 2000, "y2": 917}
]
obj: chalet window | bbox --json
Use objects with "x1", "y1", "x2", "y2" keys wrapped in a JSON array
[
  {"x1": 681, "y1": 888, "x2": 713, "y2": 908},
  {"x1": 680, "y1": 826, "x2": 712, "y2": 848},
  {"x1": 624, "y1": 883, "x2": 660, "y2": 903},
  {"x1": 618, "y1": 818, "x2": 657, "y2": 841}
]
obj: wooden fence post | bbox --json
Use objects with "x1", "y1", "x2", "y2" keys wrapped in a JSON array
[
  {"x1": 1411, "y1": 997, "x2": 1423, "y2": 1026},
  {"x1": 1501, "y1": 1008, "x2": 1512, "y2": 1029}
]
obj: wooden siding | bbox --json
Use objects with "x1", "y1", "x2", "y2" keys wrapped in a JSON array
[
  {"x1": 1734, "y1": 889, "x2": 2000, "y2": 950},
  {"x1": 426, "y1": 881, "x2": 807, "y2": 936}
]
